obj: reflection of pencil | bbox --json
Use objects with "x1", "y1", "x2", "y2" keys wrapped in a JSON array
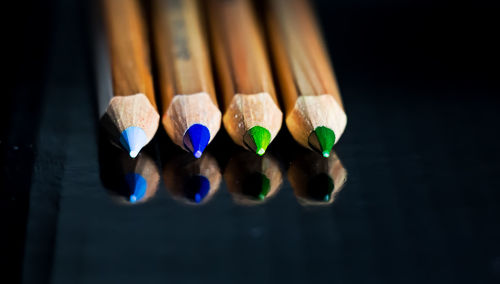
[
  {"x1": 152, "y1": 0, "x2": 221, "y2": 158},
  {"x1": 224, "y1": 152, "x2": 282, "y2": 205},
  {"x1": 288, "y1": 152, "x2": 347, "y2": 205},
  {"x1": 163, "y1": 153, "x2": 221, "y2": 205},
  {"x1": 207, "y1": 0, "x2": 282, "y2": 156},
  {"x1": 266, "y1": 0, "x2": 347, "y2": 157},
  {"x1": 99, "y1": 0, "x2": 159, "y2": 158},
  {"x1": 99, "y1": 138, "x2": 160, "y2": 204}
]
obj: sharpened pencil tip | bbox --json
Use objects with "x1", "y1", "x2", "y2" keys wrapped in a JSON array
[
  {"x1": 309, "y1": 127, "x2": 336, "y2": 158},
  {"x1": 130, "y1": 150, "x2": 139, "y2": 158},
  {"x1": 194, "y1": 150, "x2": 202, "y2": 159},
  {"x1": 124, "y1": 173, "x2": 147, "y2": 203},
  {"x1": 183, "y1": 124, "x2": 210, "y2": 159},
  {"x1": 244, "y1": 126, "x2": 271, "y2": 156},
  {"x1": 120, "y1": 126, "x2": 148, "y2": 159}
]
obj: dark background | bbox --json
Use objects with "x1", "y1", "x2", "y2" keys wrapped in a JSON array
[{"x1": 1, "y1": 0, "x2": 499, "y2": 283}]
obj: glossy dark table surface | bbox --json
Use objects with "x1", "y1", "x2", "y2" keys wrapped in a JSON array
[{"x1": 1, "y1": 0, "x2": 499, "y2": 283}]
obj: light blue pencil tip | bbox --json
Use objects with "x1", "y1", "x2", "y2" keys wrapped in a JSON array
[{"x1": 120, "y1": 126, "x2": 148, "y2": 158}]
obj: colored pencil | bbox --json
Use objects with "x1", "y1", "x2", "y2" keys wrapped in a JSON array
[
  {"x1": 98, "y1": 0, "x2": 159, "y2": 158},
  {"x1": 266, "y1": 0, "x2": 347, "y2": 157},
  {"x1": 99, "y1": 138, "x2": 160, "y2": 204},
  {"x1": 152, "y1": 0, "x2": 221, "y2": 158},
  {"x1": 224, "y1": 152, "x2": 282, "y2": 205},
  {"x1": 206, "y1": 0, "x2": 282, "y2": 156},
  {"x1": 163, "y1": 153, "x2": 221, "y2": 204},
  {"x1": 288, "y1": 152, "x2": 347, "y2": 205}
]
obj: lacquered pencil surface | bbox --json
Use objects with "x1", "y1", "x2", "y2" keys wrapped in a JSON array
[
  {"x1": 100, "y1": 0, "x2": 159, "y2": 158},
  {"x1": 207, "y1": 0, "x2": 282, "y2": 155},
  {"x1": 266, "y1": 0, "x2": 347, "y2": 157},
  {"x1": 152, "y1": 0, "x2": 221, "y2": 158}
]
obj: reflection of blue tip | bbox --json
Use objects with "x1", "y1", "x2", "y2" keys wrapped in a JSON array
[
  {"x1": 120, "y1": 126, "x2": 148, "y2": 158},
  {"x1": 183, "y1": 124, "x2": 210, "y2": 159},
  {"x1": 125, "y1": 173, "x2": 147, "y2": 203},
  {"x1": 185, "y1": 175, "x2": 210, "y2": 203}
]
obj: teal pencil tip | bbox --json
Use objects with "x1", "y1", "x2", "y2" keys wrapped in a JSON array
[
  {"x1": 120, "y1": 126, "x2": 148, "y2": 158},
  {"x1": 244, "y1": 126, "x2": 271, "y2": 156}
]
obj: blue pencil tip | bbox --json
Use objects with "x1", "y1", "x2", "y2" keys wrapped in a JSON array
[
  {"x1": 183, "y1": 124, "x2": 210, "y2": 159},
  {"x1": 124, "y1": 173, "x2": 147, "y2": 203},
  {"x1": 120, "y1": 126, "x2": 148, "y2": 158}
]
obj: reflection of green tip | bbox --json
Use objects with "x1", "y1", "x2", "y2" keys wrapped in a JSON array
[
  {"x1": 260, "y1": 174, "x2": 271, "y2": 200},
  {"x1": 248, "y1": 126, "x2": 271, "y2": 156},
  {"x1": 243, "y1": 172, "x2": 271, "y2": 201},
  {"x1": 307, "y1": 173, "x2": 334, "y2": 202},
  {"x1": 315, "y1": 127, "x2": 335, "y2": 158}
]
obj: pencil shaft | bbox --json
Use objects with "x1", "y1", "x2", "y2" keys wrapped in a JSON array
[
  {"x1": 152, "y1": 0, "x2": 221, "y2": 156},
  {"x1": 208, "y1": 0, "x2": 276, "y2": 102},
  {"x1": 267, "y1": 0, "x2": 347, "y2": 153},
  {"x1": 207, "y1": 0, "x2": 282, "y2": 152},
  {"x1": 153, "y1": 0, "x2": 217, "y2": 107},
  {"x1": 268, "y1": 0, "x2": 342, "y2": 110},
  {"x1": 103, "y1": 0, "x2": 156, "y2": 104},
  {"x1": 100, "y1": 0, "x2": 160, "y2": 157}
]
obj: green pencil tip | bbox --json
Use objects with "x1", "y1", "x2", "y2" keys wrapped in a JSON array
[
  {"x1": 245, "y1": 126, "x2": 271, "y2": 156},
  {"x1": 309, "y1": 126, "x2": 336, "y2": 158}
]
